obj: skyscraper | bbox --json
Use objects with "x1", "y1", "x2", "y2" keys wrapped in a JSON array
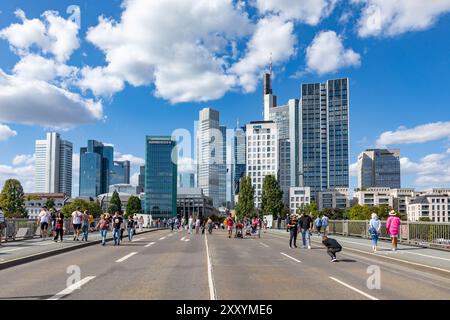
[
  {"x1": 137, "y1": 165, "x2": 145, "y2": 194},
  {"x1": 79, "y1": 140, "x2": 114, "y2": 197},
  {"x1": 246, "y1": 121, "x2": 278, "y2": 209},
  {"x1": 301, "y1": 78, "x2": 349, "y2": 200},
  {"x1": 196, "y1": 108, "x2": 227, "y2": 208},
  {"x1": 144, "y1": 136, "x2": 177, "y2": 219},
  {"x1": 358, "y1": 149, "x2": 401, "y2": 189},
  {"x1": 233, "y1": 124, "x2": 246, "y2": 196},
  {"x1": 178, "y1": 172, "x2": 195, "y2": 188},
  {"x1": 34, "y1": 132, "x2": 73, "y2": 197},
  {"x1": 110, "y1": 160, "x2": 131, "y2": 186}
]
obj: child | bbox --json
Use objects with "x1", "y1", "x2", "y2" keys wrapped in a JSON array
[{"x1": 322, "y1": 235, "x2": 342, "y2": 262}]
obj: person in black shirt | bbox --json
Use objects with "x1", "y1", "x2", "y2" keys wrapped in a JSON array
[
  {"x1": 322, "y1": 236, "x2": 342, "y2": 262},
  {"x1": 53, "y1": 210, "x2": 64, "y2": 242},
  {"x1": 299, "y1": 213, "x2": 313, "y2": 249},
  {"x1": 127, "y1": 216, "x2": 135, "y2": 241},
  {"x1": 112, "y1": 212, "x2": 123, "y2": 246},
  {"x1": 287, "y1": 214, "x2": 299, "y2": 248}
]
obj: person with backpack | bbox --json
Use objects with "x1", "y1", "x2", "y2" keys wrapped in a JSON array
[
  {"x1": 53, "y1": 210, "x2": 64, "y2": 242},
  {"x1": 322, "y1": 235, "x2": 342, "y2": 262},
  {"x1": 386, "y1": 210, "x2": 401, "y2": 252},
  {"x1": 96, "y1": 214, "x2": 110, "y2": 246},
  {"x1": 314, "y1": 215, "x2": 322, "y2": 235},
  {"x1": 368, "y1": 213, "x2": 382, "y2": 252},
  {"x1": 81, "y1": 210, "x2": 90, "y2": 241},
  {"x1": 321, "y1": 215, "x2": 329, "y2": 236}
]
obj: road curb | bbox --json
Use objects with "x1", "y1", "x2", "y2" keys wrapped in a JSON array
[{"x1": 0, "y1": 228, "x2": 164, "y2": 271}]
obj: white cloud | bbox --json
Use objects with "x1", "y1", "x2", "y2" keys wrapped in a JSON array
[
  {"x1": 130, "y1": 172, "x2": 139, "y2": 186},
  {"x1": 0, "y1": 124, "x2": 17, "y2": 141},
  {"x1": 376, "y1": 121, "x2": 450, "y2": 146},
  {"x1": 0, "y1": 9, "x2": 80, "y2": 62},
  {"x1": 84, "y1": 0, "x2": 253, "y2": 103},
  {"x1": 178, "y1": 157, "x2": 196, "y2": 174},
  {"x1": 114, "y1": 152, "x2": 145, "y2": 167},
  {"x1": 353, "y1": 0, "x2": 450, "y2": 37},
  {"x1": 77, "y1": 66, "x2": 124, "y2": 97},
  {"x1": 255, "y1": 0, "x2": 338, "y2": 25},
  {"x1": 231, "y1": 15, "x2": 296, "y2": 92},
  {"x1": 305, "y1": 30, "x2": 361, "y2": 75},
  {"x1": 12, "y1": 154, "x2": 34, "y2": 166},
  {"x1": 400, "y1": 153, "x2": 450, "y2": 187},
  {"x1": 13, "y1": 54, "x2": 77, "y2": 83},
  {"x1": 0, "y1": 163, "x2": 34, "y2": 192}
]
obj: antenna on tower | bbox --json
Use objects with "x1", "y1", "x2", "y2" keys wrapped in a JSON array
[{"x1": 269, "y1": 52, "x2": 273, "y2": 77}]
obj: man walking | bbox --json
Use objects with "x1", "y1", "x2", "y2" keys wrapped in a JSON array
[
  {"x1": 71, "y1": 207, "x2": 83, "y2": 241},
  {"x1": 112, "y1": 212, "x2": 123, "y2": 246},
  {"x1": 299, "y1": 212, "x2": 313, "y2": 249},
  {"x1": 288, "y1": 214, "x2": 299, "y2": 248},
  {"x1": 321, "y1": 215, "x2": 329, "y2": 236},
  {"x1": 38, "y1": 206, "x2": 51, "y2": 240}
]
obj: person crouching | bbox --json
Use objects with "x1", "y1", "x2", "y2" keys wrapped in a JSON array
[{"x1": 322, "y1": 235, "x2": 342, "y2": 262}]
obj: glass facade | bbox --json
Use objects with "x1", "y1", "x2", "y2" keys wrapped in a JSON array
[
  {"x1": 233, "y1": 126, "x2": 246, "y2": 195},
  {"x1": 178, "y1": 173, "x2": 195, "y2": 188},
  {"x1": 144, "y1": 136, "x2": 177, "y2": 219},
  {"x1": 358, "y1": 149, "x2": 400, "y2": 189},
  {"x1": 110, "y1": 160, "x2": 131, "y2": 186}
]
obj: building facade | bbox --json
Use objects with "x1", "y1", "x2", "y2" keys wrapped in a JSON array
[
  {"x1": 354, "y1": 187, "x2": 394, "y2": 207},
  {"x1": 178, "y1": 173, "x2": 195, "y2": 188},
  {"x1": 137, "y1": 165, "x2": 145, "y2": 194},
  {"x1": 25, "y1": 193, "x2": 68, "y2": 219},
  {"x1": 144, "y1": 136, "x2": 177, "y2": 219},
  {"x1": 289, "y1": 187, "x2": 311, "y2": 215},
  {"x1": 317, "y1": 188, "x2": 350, "y2": 211},
  {"x1": 233, "y1": 125, "x2": 246, "y2": 196},
  {"x1": 246, "y1": 121, "x2": 278, "y2": 209},
  {"x1": 358, "y1": 149, "x2": 401, "y2": 189},
  {"x1": 110, "y1": 160, "x2": 131, "y2": 186},
  {"x1": 34, "y1": 132, "x2": 73, "y2": 197},
  {"x1": 109, "y1": 184, "x2": 139, "y2": 195},
  {"x1": 407, "y1": 194, "x2": 450, "y2": 222},
  {"x1": 176, "y1": 187, "x2": 214, "y2": 220}
]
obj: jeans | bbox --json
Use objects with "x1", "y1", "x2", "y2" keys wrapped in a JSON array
[
  {"x1": 128, "y1": 227, "x2": 134, "y2": 241},
  {"x1": 113, "y1": 228, "x2": 121, "y2": 245},
  {"x1": 100, "y1": 229, "x2": 108, "y2": 245},
  {"x1": 371, "y1": 234, "x2": 379, "y2": 247},
  {"x1": 289, "y1": 229, "x2": 298, "y2": 247},
  {"x1": 327, "y1": 247, "x2": 341, "y2": 259},
  {"x1": 82, "y1": 225, "x2": 89, "y2": 241},
  {"x1": 301, "y1": 229, "x2": 311, "y2": 247}
]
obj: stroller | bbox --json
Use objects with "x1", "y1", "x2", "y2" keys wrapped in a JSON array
[{"x1": 235, "y1": 223, "x2": 244, "y2": 238}]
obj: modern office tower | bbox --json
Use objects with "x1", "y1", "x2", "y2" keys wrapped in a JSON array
[
  {"x1": 144, "y1": 136, "x2": 177, "y2": 219},
  {"x1": 234, "y1": 125, "x2": 246, "y2": 196},
  {"x1": 197, "y1": 108, "x2": 227, "y2": 208},
  {"x1": 358, "y1": 149, "x2": 401, "y2": 189},
  {"x1": 178, "y1": 172, "x2": 195, "y2": 188},
  {"x1": 79, "y1": 140, "x2": 114, "y2": 197},
  {"x1": 301, "y1": 78, "x2": 350, "y2": 200},
  {"x1": 246, "y1": 121, "x2": 278, "y2": 209},
  {"x1": 263, "y1": 72, "x2": 277, "y2": 121},
  {"x1": 109, "y1": 160, "x2": 131, "y2": 186},
  {"x1": 34, "y1": 132, "x2": 73, "y2": 197},
  {"x1": 137, "y1": 165, "x2": 145, "y2": 193}
]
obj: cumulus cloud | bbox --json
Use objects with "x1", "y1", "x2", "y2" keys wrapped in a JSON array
[
  {"x1": 114, "y1": 152, "x2": 145, "y2": 167},
  {"x1": 353, "y1": 0, "x2": 450, "y2": 37},
  {"x1": 305, "y1": 30, "x2": 361, "y2": 75},
  {"x1": 376, "y1": 121, "x2": 450, "y2": 146},
  {"x1": 0, "y1": 160, "x2": 34, "y2": 192},
  {"x1": 178, "y1": 157, "x2": 196, "y2": 174},
  {"x1": 77, "y1": 66, "x2": 124, "y2": 97},
  {"x1": 401, "y1": 152, "x2": 450, "y2": 187},
  {"x1": 255, "y1": 0, "x2": 339, "y2": 25},
  {"x1": 0, "y1": 124, "x2": 17, "y2": 141},
  {"x1": 12, "y1": 154, "x2": 34, "y2": 166},
  {"x1": 349, "y1": 161, "x2": 358, "y2": 177}
]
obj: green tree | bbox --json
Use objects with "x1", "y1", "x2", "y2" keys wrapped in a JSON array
[
  {"x1": 261, "y1": 175, "x2": 284, "y2": 219},
  {"x1": 126, "y1": 195, "x2": 141, "y2": 217},
  {"x1": 0, "y1": 179, "x2": 26, "y2": 217},
  {"x1": 62, "y1": 198, "x2": 103, "y2": 218},
  {"x1": 235, "y1": 176, "x2": 255, "y2": 220},
  {"x1": 109, "y1": 190, "x2": 122, "y2": 213},
  {"x1": 87, "y1": 201, "x2": 103, "y2": 218},
  {"x1": 45, "y1": 198, "x2": 55, "y2": 210},
  {"x1": 297, "y1": 202, "x2": 318, "y2": 217},
  {"x1": 347, "y1": 205, "x2": 372, "y2": 220}
]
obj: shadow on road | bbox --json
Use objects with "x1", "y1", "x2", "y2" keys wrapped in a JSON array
[{"x1": 337, "y1": 259, "x2": 357, "y2": 263}]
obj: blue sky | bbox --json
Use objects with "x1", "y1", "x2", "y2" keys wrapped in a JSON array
[{"x1": 0, "y1": 0, "x2": 450, "y2": 195}]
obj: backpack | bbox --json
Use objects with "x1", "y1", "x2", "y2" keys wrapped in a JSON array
[{"x1": 315, "y1": 218, "x2": 322, "y2": 227}]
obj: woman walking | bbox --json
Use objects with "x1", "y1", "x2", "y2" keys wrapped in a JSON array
[
  {"x1": 81, "y1": 210, "x2": 90, "y2": 241},
  {"x1": 96, "y1": 214, "x2": 110, "y2": 246},
  {"x1": 53, "y1": 210, "x2": 64, "y2": 242},
  {"x1": 368, "y1": 213, "x2": 381, "y2": 252},
  {"x1": 127, "y1": 216, "x2": 135, "y2": 242},
  {"x1": 386, "y1": 210, "x2": 401, "y2": 252}
]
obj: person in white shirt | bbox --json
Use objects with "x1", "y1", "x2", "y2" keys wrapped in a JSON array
[
  {"x1": 71, "y1": 207, "x2": 83, "y2": 241},
  {"x1": 37, "y1": 206, "x2": 50, "y2": 240}
]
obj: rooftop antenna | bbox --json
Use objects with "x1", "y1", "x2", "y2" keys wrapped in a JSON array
[{"x1": 269, "y1": 52, "x2": 273, "y2": 77}]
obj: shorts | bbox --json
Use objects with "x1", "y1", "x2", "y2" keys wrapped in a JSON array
[
  {"x1": 73, "y1": 224, "x2": 81, "y2": 230},
  {"x1": 227, "y1": 226, "x2": 233, "y2": 231},
  {"x1": 40, "y1": 222, "x2": 48, "y2": 230}
]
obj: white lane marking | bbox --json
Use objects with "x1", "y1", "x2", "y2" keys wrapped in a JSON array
[
  {"x1": 159, "y1": 236, "x2": 166, "y2": 240},
  {"x1": 180, "y1": 237, "x2": 190, "y2": 242},
  {"x1": 116, "y1": 252, "x2": 138, "y2": 263},
  {"x1": 180, "y1": 236, "x2": 186, "y2": 241},
  {"x1": 48, "y1": 276, "x2": 96, "y2": 300},
  {"x1": 204, "y1": 232, "x2": 217, "y2": 300},
  {"x1": 259, "y1": 242, "x2": 270, "y2": 248},
  {"x1": 168, "y1": 233, "x2": 174, "y2": 237},
  {"x1": 145, "y1": 242, "x2": 155, "y2": 248},
  {"x1": 280, "y1": 252, "x2": 302, "y2": 263},
  {"x1": 329, "y1": 277, "x2": 379, "y2": 300},
  {"x1": 132, "y1": 238, "x2": 144, "y2": 242}
]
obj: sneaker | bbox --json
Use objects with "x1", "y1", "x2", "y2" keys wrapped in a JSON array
[
  {"x1": 308, "y1": 246, "x2": 311, "y2": 249},
  {"x1": 331, "y1": 258, "x2": 337, "y2": 262},
  {"x1": 294, "y1": 245, "x2": 297, "y2": 248}
]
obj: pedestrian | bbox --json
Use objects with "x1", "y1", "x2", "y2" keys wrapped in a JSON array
[
  {"x1": 251, "y1": 216, "x2": 258, "y2": 235},
  {"x1": 174, "y1": 217, "x2": 179, "y2": 231},
  {"x1": 263, "y1": 217, "x2": 268, "y2": 232},
  {"x1": 321, "y1": 215, "x2": 329, "y2": 236},
  {"x1": 127, "y1": 216, "x2": 135, "y2": 241},
  {"x1": 322, "y1": 235, "x2": 342, "y2": 262},
  {"x1": 314, "y1": 215, "x2": 322, "y2": 235},
  {"x1": 285, "y1": 214, "x2": 290, "y2": 232},
  {"x1": 81, "y1": 210, "x2": 90, "y2": 241},
  {"x1": 71, "y1": 207, "x2": 83, "y2": 241},
  {"x1": 207, "y1": 217, "x2": 213, "y2": 234},
  {"x1": 299, "y1": 212, "x2": 313, "y2": 249},
  {"x1": 188, "y1": 214, "x2": 194, "y2": 234},
  {"x1": 195, "y1": 217, "x2": 201, "y2": 234},
  {"x1": 112, "y1": 211, "x2": 123, "y2": 246},
  {"x1": 0, "y1": 207, "x2": 6, "y2": 245},
  {"x1": 53, "y1": 210, "x2": 64, "y2": 242},
  {"x1": 139, "y1": 216, "x2": 144, "y2": 232},
  {"x1": 226, "y1": 214, "x2": 234, "y2": 238},
  {"x1": 181, "y1": 216, "x2": 186, "y2": 231},
  {"x1": 37, "y1": 206, "x2": 50, "y2": 240},
  {"x1": 169, "y1": 217, "x2": 175, "y2": 231},
  {"x1": 50, "y1": 208, "x2": 56, "y2": 239},
  {"x1": 288, "y1": 214, "x2": 299, "y2": 249},
  {"x1": 369, "y1": 213, "x2": 382, "y2": 252},
  {"x1": 88, "y1": 213, "x2": 94, "y2": 232},
  {"x1": 386, "y1": 210, "x2": 401, "y2": 252},
  {"x1": 96, "y1": 214, "x2": 110, "y2": 246},
  {"x1": 120, "y1": 213, "x2": 125, "y2": 242}
]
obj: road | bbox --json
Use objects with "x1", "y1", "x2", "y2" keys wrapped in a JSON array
[{"x1": 0, "y1": 228, "x2": 449, "y2": 300}]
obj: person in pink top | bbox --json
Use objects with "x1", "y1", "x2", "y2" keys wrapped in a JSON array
[{"x1": 386, "y1": 210, "x2": 401, "y2": 252}]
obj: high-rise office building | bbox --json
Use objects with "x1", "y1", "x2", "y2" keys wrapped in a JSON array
[
  {"x1": 196, "y1": 108, "x2": 227, "y2": 208},
  {"x1": 137, "y1": 165, "x2": 145, "y2": 193},
  {"x1": 234, "y1": 125, "x2": 246, "y2": 196},
  {"x1": 178, "y1": 172, "x2": 195, "y2": 188},
  {"x1": 144, "y1": 136, "x2": 177, "y2": 219},
  {"x1": 246, "y1": 121, "x2": 278, "y2": 209},
  {"x1": 110, "y1": 160, "x2": 131, "y2": 186},
  {"x1": 301, "y1": 78, "x2": 349, "y2": 200},
  {"x1": 79, "y1": 140, "x2": 114, "y2": 197},
  {"x1": 358, "y1": 149, "x2": 401, "y2": 189},
  {"x1": 34, "y1": 132, "x2": 73, "y2": 197}
]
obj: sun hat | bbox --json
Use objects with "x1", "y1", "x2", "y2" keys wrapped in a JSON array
[{"x1": 389, "y1": 210, "x2": 396, "y2": 216}]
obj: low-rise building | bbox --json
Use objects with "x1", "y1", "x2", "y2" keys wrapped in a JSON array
[
  {"x1": 354, "y1": 187, "x2": 393, "y2": 207},
  {"x1": 407, "y1": 194, "x2": 450, "y2": 222},
  {"x1": 176, "y1": 188, "x2": 214, "y2": 220},
  {"x1": 289, "y1": 187, "x2": 311, "y2": 214},
  {"x1": 317, "y1": 188, "x2": 350, "y2": 211},
  {"x1": 97, "y1": 192, "x2": 134, "y2": 213},
  {"x1": 109, "y1": 184, "x2": 139, "y2": 195},
  {"x1": 25, "y1": 193, "x2": 68, "y2": 219}
]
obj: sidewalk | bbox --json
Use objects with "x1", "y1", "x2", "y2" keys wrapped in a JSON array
[
  {"x1": 267, "y1": 229, "x2": 450, "y2": 276},
  {"x1": 0, "y1": 228, "x2": 163, "y2": 270}
]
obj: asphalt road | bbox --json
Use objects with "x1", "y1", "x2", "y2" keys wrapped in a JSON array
[{"x1": 0, "y1": 228, "x2": 449, "y2": 300}]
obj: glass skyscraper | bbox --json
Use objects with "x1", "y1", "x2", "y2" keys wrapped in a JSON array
[
  {"x1": 301, "y1": 78, "x2": 349, "y2": 200},
  {"x1": 358, "y1": 149, "x2": 401, "y2": 189},
  {"x1": 178, "y1": 172, "x2": 195, "y2": 188},
  {"x1": 144, "y1": 136, "x2": 177, "y2": 219},
  {"x1": 233, "y1": 125, "x2": 246, "y2": 196},
  {"x1": 110, "y1": 160, "x2": 131, "y2": 186}
]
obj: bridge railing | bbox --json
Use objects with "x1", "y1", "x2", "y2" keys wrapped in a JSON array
[{"x1": 272, "y1": 219, "x2": 450, "y2": 250}]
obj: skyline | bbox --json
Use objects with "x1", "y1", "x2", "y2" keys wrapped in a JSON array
[{"x1": 1, "y1": 0, "x2": 450, "y2": 195}]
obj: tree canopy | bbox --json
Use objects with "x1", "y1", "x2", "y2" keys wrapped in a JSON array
[
  {"x1": 126, "y1": 195, "x2": 141, "y2": 217},
  {"x1": 235, "y1": 176, "x2": 255, "y2": 220},
  {"x1": 261, "y1": 175, "x2": 284, "y2": 219},
  {"x1": 61, "y1": 198, "x2": 102, "y2": 218},
  {"x1": 0, "y1": 179, "x2": 26, "y2": 218},
  {"x1": 109, "y1": 190, "x2": 122, "y2": 214}
]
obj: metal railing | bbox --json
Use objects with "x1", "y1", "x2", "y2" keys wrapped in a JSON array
[{"x1": 272, "y1": 219, "x2": 450, "y2": 250}]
